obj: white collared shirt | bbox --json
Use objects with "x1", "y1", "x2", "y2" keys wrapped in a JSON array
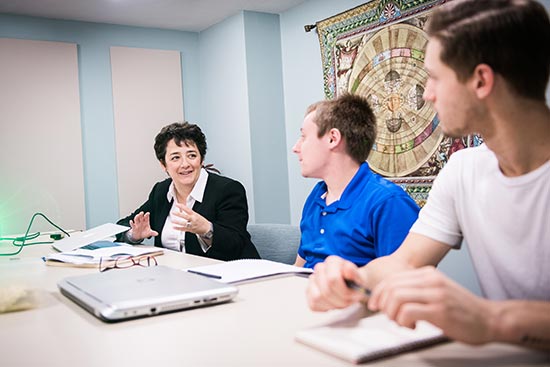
[{"x1": 161, "y1": 168, "x2": 211, "y2": 253}]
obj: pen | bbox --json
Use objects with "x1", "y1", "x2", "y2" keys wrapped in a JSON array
[
  {"x1": 344, "y1": 279, "x2": 371, "y2": 296},
  {"x1": 187, "y1": 269, "x2": 222, "y2": 279}
]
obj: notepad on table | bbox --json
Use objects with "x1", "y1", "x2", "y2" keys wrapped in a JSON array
[
  {"x1": 295, "y1": 304, "x2": 447, "y2": 364},
  {"x1": 185, "y1": 259, "x2": 313, "y2": 284}
]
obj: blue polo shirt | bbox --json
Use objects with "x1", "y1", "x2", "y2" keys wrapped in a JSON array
[{"x1": 298, "y1": 162, "x2": 419, "y2": 269}]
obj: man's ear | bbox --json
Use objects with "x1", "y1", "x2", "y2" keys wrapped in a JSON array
[
  {"x1": 472, "y1": 64, "x2": 494, "y2": 99},
  {"x1": 328, "y1": 128, "x2": 341, "y2": 147}
]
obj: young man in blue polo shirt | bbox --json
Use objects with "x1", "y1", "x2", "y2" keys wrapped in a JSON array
[{"x1": 292, "y1": 94, "x2": 419, "y2": 269}]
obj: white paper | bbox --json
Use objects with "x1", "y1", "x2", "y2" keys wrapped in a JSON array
[
  {"x1": 185, "y1": 259, "x2": 313, "y2": 283},
  {"x1": 45, "y1": 241, "x2": 163, "y2": 265}
]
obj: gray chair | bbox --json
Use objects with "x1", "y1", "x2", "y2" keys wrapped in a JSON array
[{"x1": 247, "y1": 223, "x2": 300, "y2": 265}]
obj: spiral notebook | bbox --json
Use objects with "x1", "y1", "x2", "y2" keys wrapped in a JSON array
[{"x1": 295, "y1": 304, "x2": 447, "y2": 364}]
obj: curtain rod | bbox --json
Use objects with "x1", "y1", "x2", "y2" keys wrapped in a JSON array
[{"x1": 304, "y1": 1, "x2": 371, "y2": 33}]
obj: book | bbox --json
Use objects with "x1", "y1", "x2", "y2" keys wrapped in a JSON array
[
  {"x1": 295, "y1": 304, "x2": 447, "y2": 364},
  {"x1": 185, "y1": 259, "x2": 313, "y2": 284},
  {"x1": 43, "y1": 241, "x2": 164, "y2": 268}
]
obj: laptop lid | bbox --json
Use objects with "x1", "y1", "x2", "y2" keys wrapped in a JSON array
[
  {"x1": 58, "y1": 265, "x2": 238, "y2": 322},
  {"x1": 53, "y1": 223, "x2": 129, "y2": 252}
]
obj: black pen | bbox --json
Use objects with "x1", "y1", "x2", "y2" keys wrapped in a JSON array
[
  {"x1": 344, "y1": 279, "x2": 371, "y2": 296},
  {"x1": 188, "y1": 269, "x2": 222, "y2": 279}
]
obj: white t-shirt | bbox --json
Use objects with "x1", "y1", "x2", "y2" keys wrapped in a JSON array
[{"x1": 411, "y1": 144, "x2": 550, "y2": 300}]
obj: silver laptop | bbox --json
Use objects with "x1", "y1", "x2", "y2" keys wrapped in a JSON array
[
  {"x1": 53, "y1": 223, "x2": 130, "y2": 252},
  {"x1": 58, "y1": 265, "x2": 238, "y2": 322}
]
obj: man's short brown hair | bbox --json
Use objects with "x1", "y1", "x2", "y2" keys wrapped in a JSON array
[
  {"x1": 307, "y1": 94, "x2": 376, "y2": 164},
  {"x1": 427, "y1": 0, "x2": 550, "y2": 101}
]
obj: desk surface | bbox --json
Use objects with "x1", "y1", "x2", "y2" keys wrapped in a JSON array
[{"x1": 0, "y1": 241, "x2": 548, "y2": 367}]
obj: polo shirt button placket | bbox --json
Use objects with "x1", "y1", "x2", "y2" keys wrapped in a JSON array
[{"x1": 320, "y1": 210, "x2": 328, "y2": 234}]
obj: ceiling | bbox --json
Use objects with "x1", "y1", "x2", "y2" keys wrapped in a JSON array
[{"x1": 0, "y1": 0, "x2": 308, "y2": 32}]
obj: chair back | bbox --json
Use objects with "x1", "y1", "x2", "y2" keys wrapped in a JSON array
[{"x1": 247, "y1": 223, "x2": 300, "y2": 265}]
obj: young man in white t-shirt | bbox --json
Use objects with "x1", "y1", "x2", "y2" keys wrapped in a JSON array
[{"x1": 306, "y1": 0, "x2": 550, "y2": 350}]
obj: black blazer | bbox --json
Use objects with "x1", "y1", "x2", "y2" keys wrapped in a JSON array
[{"x1": 117, "y1": 173, "x2": 259, "y2": 261}]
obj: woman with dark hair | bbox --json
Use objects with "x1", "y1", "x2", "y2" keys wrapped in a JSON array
[{"x1": 117, "y1": 122, "x2": 259, "y2": 261}]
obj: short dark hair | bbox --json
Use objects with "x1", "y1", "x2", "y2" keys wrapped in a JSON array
[
  {"x1": 154, "y1": 122, "x2": 207, "y2": 165},
  {"x1": 307, "y1": 93, "x2": 377, "y2": 163},
  {"x1": 426, "y1": 0, "x2": 550, "y2": 101}
]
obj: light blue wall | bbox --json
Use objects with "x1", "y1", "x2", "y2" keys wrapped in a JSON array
[
  {"x1": 198, "y1": 11, "x2": 291, "y2": 224},
  {"x1": 279, "y1": 0, "x2": 367, "y2": 226},
  {"x1": 244, "y1": 12, "x2": 290, "y2": 224},
  {"x1": 2, "y1": 0, "x2": 549, "y2": 294},
  {"x1": 0, "y1": 14, "x2": 200, "y2": 228},
  {"x1": 0, "y1": 10, "x2": 292, "y2": 229},
  {"x1": 198, "y1": 12, "x2": 256, "y2": 221}
]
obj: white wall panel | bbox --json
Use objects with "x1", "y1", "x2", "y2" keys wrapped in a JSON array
[
  {"x1": 110, "y1": 46, "x2": 184, "y2": 218},
  {"x1": 0, "y1": 38, "x2": 85, "y2": 235}
]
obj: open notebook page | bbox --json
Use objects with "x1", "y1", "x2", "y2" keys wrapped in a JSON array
[{"x1": 185, "y1": 259, "x2": 313, "y2": 284}]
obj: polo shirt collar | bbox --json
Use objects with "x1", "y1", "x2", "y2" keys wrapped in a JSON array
[{"x1": 315, "y1": 162, "x2": 372, "y2": 211}]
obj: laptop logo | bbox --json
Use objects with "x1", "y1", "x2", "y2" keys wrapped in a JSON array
[{"x1": 136, "y1": 277, "x2": 156, "y2": 284}]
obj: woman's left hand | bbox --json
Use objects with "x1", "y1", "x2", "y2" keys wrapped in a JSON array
[{"x1": 172, "y1": 203, "x2": 211, "y2": 235}]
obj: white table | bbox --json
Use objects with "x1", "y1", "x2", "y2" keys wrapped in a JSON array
[{"x1": 1, "y1": 241, "x2": 548, "y2": 367}]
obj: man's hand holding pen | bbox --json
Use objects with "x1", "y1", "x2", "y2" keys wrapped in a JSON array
[{"x1": 307, "y1": 256, "x2": 369, "y2": 312}]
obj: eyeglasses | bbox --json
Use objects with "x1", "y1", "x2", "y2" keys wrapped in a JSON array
[{"x1": 99, "y1": 255, "x2": 158, "y2": 273}]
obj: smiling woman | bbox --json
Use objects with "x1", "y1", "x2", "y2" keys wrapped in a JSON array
[{"x1": 116, "y1": 122, "x2": 260, "y2": 261}]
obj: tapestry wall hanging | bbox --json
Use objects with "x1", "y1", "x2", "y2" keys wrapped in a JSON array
[{"x1": 315, "y1": 0, "x2": 482, "y2": 206}]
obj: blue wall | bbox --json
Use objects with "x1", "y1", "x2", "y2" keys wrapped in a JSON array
[
  {"x1": 3, "y1": 1, "x2": 547, "y2": 229},
  {"x1": 279, "y1": 0, "x2": 366, "y2": 226},
  {"x1": 244, "y1": 12, "x2": 290, "y2": 224},
  {"x1": 197, "y1": 12, "x2": 256, "y2": 221},
  {"x1": 0, "y1": 14, "x2": 199, "y2": 228},
  {"x1": 197, "y1": 11, "x2": 291, "y2": 224},
  {"x1": 2, "y1": 0, "x2": 550, "y2": 294},
  {"x1": 0, "y1": 10, "x2": 292, "y2": 226}
]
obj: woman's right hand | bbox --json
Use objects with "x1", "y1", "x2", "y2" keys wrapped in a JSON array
[{"x1": 128, "y1": 211, "x2": 158, "y2": 241}]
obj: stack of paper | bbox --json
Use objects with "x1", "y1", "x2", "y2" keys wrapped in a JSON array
[{"x1": 43, "y1": 241, "x2": 163, "y2": 268}]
